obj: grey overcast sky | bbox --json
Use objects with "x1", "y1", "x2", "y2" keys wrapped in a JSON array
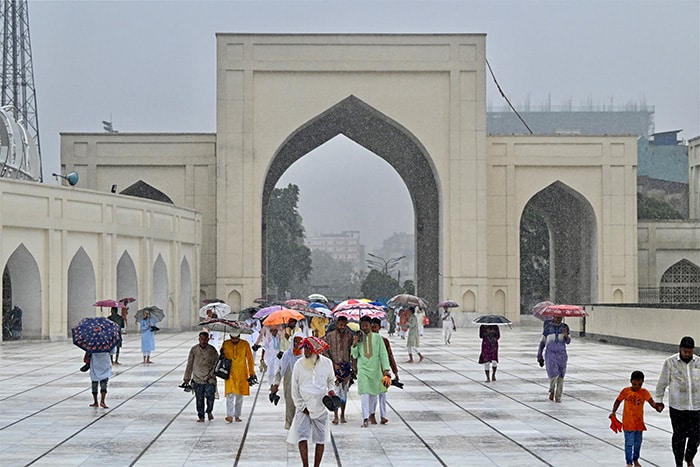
[{"x1": 28, "y1": 0, "x2": 700, "y2": 250}]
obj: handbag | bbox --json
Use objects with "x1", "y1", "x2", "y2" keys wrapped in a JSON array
[{"x1": 214, "y1": 354, "x2": 231, "y2": 379}]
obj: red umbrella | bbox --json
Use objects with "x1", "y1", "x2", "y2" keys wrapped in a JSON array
[{"x1": 535, "y1": 304, "x2": 587, "y2": 319}]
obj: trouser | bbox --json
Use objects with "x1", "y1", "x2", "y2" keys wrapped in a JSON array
[
  {"x1": 193, "y1": 382, "x2": 216, "y2": 418},
  {"x1": 226, "y1": 394, "x2": 243, "y2": 418},
  {"x1": 483, "y1": 361, "x2": 498, "y2": 370},
  {"x1": 548, "y1": 376, "x2": 564, "y2": 401},
  {"x1": 284, "y1": 380, "x2": 295, "y2": 429},
  {"x1": 378, "y1": 392, "x2": 387, "y2": 419},
  {"x1": 670, "y1": 407, "x2": 700, "y2": 466},
  {"x1": 361, "y1": 394, "x2": 377, "y2": 420},
  {"x1": 91, "y1": 378, "x2": 108, "y2": 394},
  {"x1": 624, "y1": 430, "x2": 643, "y2": 464}
]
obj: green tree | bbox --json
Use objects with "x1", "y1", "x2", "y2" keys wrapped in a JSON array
[
  {"x1": 361, "y1": 269, "x2": 400, "y2": 300},
  {"x1": 266, "y1": 184, "x2": 312, "y2": 297},
  {"x1": 301, "y1": 250, "x2": 361, "y2": 300},
  {"x1": 637, "y1": 193, "x2": 683, "y2": 220},
  {"x1": 401, "y1": 279, "x2": 415, "y2": 295}
]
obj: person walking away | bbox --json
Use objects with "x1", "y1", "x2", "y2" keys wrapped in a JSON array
[
  {"x1": 397, "y1": 307, "x2": 409, "y2": 339},
  {"x1": 310, "y1": 315, "x2": 329, "y2": 338},
  {"x1": 351, "y1": 316, "x2": 391, "y2": 427},
  {"x1": 371, "y1": 317, "x2": 399, "y2": 424},
  {"x1": 260, "y1": 326, "x2": 281, "y2": 377},
  {"x1": 271, "y1": 332, "x2": 305, "y2": 429},
  {"x1": 387, "y1": 307, "x2": 396, "y2": 336},
  {"x1": 287, "y1": 337, "x2": 336, "y2": 467},
  {"x1": 323, "y1": 315, "x2": 355, "y2": 425},
  {"x1": 406, "y1": 308, "x2": 424, "y2": 363},
  {"x1": 654, "y1": 336, "x2": 700, "y2": 467},
  {"x1": 88, "y1": 350, "x2": 113, "y2": 408},
  {"x1": 611, "y1": 370, "x2": 661, "y2": 467},
  {"x1": 183, "y1": 331, "x2": 219, "y2": 422},
  {"x1": 138, "y1": 310, "x2": 157, "y2": 364},
  {"x1": 220, "y1": 329, "x2": 256, "y2": 422},
  {"x1": 442, "y1": 307, "x2": 456, "y2": 345},
  {"x1": 479, "y1": 324, "x2": 500, "y2": 382},
  {"x1": 415, "y1": 307, "x2": 426, "y2": 336},
  {"x1": 536, "y1": 316, "x2": 570, "y2": 402},
  {"x1": 107, "y1": 307, "x2": 125, "y2": 365}
]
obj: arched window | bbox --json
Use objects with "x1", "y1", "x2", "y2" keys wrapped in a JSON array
[{"x1": 660, "y1": 259, "x2": 700, "y2": 303}]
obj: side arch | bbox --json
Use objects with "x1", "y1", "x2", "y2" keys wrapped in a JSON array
[
  {"x1": 2, "y1": 244, "x2": 42, "y2": 338},
  {"x1": 261, "y1": 95, "x2": 440, "y2": 307},
  {"x1": 117, "y1": 251, "x2": 138, "y2": 309},
  {"x1": 153, "y1": 254, "x2": 169, "y2": 326},
  {"x1": 520, "y1": 181, "x2": 598, "y2": 305},
  {"x1": 180, "y1": 257, "x2": 192, "y2": 329},
  {"x1": 67, "y1": 247, "x2": 96, "y2": 330}
]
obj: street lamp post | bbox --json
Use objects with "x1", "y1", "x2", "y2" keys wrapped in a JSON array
[{"x1": 366, "y1": 253, "x2": 406, "y2": 275}]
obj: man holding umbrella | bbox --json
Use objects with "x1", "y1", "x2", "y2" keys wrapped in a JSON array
[
  {"x1": 183, "y1": 331, "x2": 219, "y2": 422},
  {"x1": 351, "y1": 316, "x2": 391, "y2": 427}
]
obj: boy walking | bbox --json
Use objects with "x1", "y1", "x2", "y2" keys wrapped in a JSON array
[{"x1": 611, "y1": 370, "x2": 660, "y2": 467}]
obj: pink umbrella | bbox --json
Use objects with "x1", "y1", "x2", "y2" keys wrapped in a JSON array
[
  {"x1": 93, "y1": 299, "x2": 126, "y2": 309},
  {"x1": 535, "y1": 304, "x2": 587, "y2": 319},
  {"x1": 332, "y1": 302, "x2": 385, "y2": 322},
  {"x1": 285, "y1": 299, "x2": 309, "y2": 308}
]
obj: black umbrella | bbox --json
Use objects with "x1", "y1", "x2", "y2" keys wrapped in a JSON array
[
  {"x1": 471, "y1": 314, "x2": 512, "y2": 326},
  {"x1": 135, "y1": 306, "x2": 165, "y2": 322}
]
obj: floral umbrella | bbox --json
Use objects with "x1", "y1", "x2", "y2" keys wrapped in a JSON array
[
  {"x1": 387, "y1": 294, "x2": 427, "y2": 310},
  {"x1": 262, "y1": 308, "x2": 305, "y2": 327},
  {"x1": 199, "y1": 318, "x2": 253, "y2": 334},
  {"x1": 285, "y1": 299, "x2": 309, "y2": 308},
  {"x1": 438, "y1": 299, "x2": 459, "y2": 308},
  {"x1": 71, "y1": 317, "x2": 122, "y2": 352},
  {"x1": 332, "y1": 302, "x2": 385, "y2": 322},
  {"x1": 198, "y1": 302, "x2": 232, "y2": 319}
]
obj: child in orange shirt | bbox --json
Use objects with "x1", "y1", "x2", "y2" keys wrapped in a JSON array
[{"x1": 611, "y1": 370, "x2": 660, "y2": 467}]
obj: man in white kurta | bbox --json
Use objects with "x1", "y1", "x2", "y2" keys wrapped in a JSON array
[{"x1": 287, "y1": 337, "x2": 336, "y2": 467}]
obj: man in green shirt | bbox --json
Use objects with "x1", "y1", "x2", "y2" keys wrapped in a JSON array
[{"x1": 351, "y1": 316, "x2": 391, "y2": 427}]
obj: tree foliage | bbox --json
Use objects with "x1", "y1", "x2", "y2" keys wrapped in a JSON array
[
  {"x1": 637, "y1": 193, "x2": 683, "y2": 220},
  {"x1": 361, "y1": 269, "x2": 401, "y2": 300},
  {"x1": 266, "y1": 184, "x2": 312, "y2": 297},
  {"x1": 301, "y1": 249, "x2": 361, "y2": 300}
]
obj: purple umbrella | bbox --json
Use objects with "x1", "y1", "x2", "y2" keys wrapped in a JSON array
[{"x1": 253, "y1": 304, "x2": 283, "y2": 319}]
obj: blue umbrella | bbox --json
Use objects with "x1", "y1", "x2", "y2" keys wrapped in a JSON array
[{"x1": 71, "y1": 317, "x2": 121, "y2": 352}]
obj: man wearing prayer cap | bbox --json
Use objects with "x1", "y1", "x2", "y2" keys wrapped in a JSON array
[
  {"x1": 351, "y1": 315, "x2": 391, "y2": 427},
  {"x1": 287, "y1": 336, "x2": 336, "y2": 467},
  {"x1": 654, "y1": 336, "x2": 699, "y2": 467},
  {"x1": 220, "y1": 328, "x2": 256, "y2": 422}
]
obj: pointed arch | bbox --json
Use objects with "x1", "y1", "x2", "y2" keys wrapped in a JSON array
[
  {"x1": 68, "y1": 247, "x2": 96, "y2": 330},
  {"x1": 2, "y1": 244, "x2": 42, "y2": 338},
  {"x1": 519, "y1": 181, "x2": 598, "y2": 307},
  {"x1": 117, "y1": 251, "x2": 138, "y2": 309},
  {"x1": 153, "y1": 254, "x2": 168, "y2": 324},
  {"x1": 180, "y1": 257, "x2": 192, "y2": 330},
  {"x1": 660, "y1": 259, "x2": 700, "y2": 303},
  {"x1": 261, "y1": 95, "x2": 440, "y2": 307}
]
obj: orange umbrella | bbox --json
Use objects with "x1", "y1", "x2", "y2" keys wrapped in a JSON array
[{"x1": 263, "y1": 308, "x2": 305, "y2": 326}]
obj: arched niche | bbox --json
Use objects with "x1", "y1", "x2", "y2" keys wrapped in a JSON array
[
  {"x1": 117, "y1": 251, "x2": 138, "y2": 311},
  {"x1": 520, "y1": 181, "x2": 598, "y2": 306},
  {"x1": 180, "y1": 257, "x2": 192, "y2": 330},
  {"x1": 2, "y1": 244, "x2": 42, "y2": 338},
  {"x1": 67, "y1": 247, "x2": 96, "y2": 330},
  {"x1": 261, "y1": 95, "x2": 440, "y2": 309},
  {"x1": 660, "y1": 259, "x2": 700, "y2": 303},
  {"x1": 153, "y1": 254, "x2": 168, "y2": 326}
]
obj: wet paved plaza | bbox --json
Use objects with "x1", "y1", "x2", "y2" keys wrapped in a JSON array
[{"x1": 0, "y1": 320, "x2": 682, "y2": 466}]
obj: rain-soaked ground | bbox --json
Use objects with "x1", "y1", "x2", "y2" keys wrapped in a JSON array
[{"x1": 0, "y1": 320, "x2": 681, "y2": 466}]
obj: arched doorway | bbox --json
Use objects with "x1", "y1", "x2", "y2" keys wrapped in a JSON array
[
  {"x1": 2, "y1": 244, "x2": 42, "y2": 338},
  {"x1": 261, "y1": 95, "x2": 440, "y2": 309},
  {"x1": 519, "y1": 181, "x2": 598, "y2": 307},
  {"x1": 153, "y1": 254, "x2": 168, "y2": 326},
  {"x1": 117, "y1": 251, "x2": 138, "y2": 309},
  {"x1": 180, "y1": 257, "x2": 192, "y2": 329}
]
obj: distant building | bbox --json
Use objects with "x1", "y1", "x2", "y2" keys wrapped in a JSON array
[
  {"x1": 638, "y1": 130, "x2": 689, "y2": 217},
  {"x1": 306, "y1": 231, "x2": 365, "y2": 268}
]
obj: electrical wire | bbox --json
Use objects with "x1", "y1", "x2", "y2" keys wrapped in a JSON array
[{"x1": 486, "y1": 58, "x2": 534, "y2": 134}]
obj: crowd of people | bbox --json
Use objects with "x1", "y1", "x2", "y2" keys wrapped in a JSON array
[{"x1": 80, "y1": 299, "x2": 698, "y2": 467}]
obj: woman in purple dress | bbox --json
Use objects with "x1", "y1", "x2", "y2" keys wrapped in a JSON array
[
  {"x1": 478, "y1": 325, "x2": 500, "y2": 382},
  {"x1": 536, "y1": 316, "x2": 570, "y2": 402}
]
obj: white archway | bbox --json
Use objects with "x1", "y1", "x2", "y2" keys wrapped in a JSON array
[
  {"x1": 117, "y1": 251, "x2": 139, "y2": 311},
  {"x1": 153, "y1": 254, "x2": 168, "y2": 326},
  {"x1": 180, "y1": 257, "x2": 192, "y2": 329}
]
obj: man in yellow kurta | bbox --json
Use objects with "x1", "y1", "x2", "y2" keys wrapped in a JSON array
[
  {"x1": 220, "y1": 329, "x2": 256, "y2": 422},
  {"x1": 310, "y1": 316, "x2": 329, "y2": 338}
]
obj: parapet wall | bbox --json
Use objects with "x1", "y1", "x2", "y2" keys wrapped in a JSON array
[{"x1": 567, "y1": 305, "x2": 700, "y2": 352}]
